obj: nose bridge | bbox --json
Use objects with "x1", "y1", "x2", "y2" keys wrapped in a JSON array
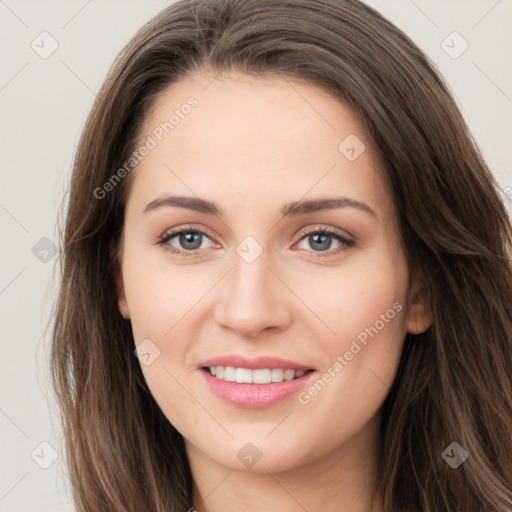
[
  {"x1": 214, "y1": 236, "x2": 291, "y2": 335},
  {"x1": 231, "y1": 245, "x2": 270, "y2": 299}
]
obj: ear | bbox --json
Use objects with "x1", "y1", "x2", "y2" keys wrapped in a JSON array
[
  {"x1": 110, "y1": 242, "x2": 130, "y2": 320},
  {"x1": 405, "y1": 272, "x2": 432, "y2": 334}
]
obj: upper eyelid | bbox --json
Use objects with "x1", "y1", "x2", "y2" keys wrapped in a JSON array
[{"x1": 159, "y1": 224, "x2": 215, "y2": 242}]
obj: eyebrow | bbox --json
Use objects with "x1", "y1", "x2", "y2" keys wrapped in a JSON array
[{"x1": 143, "y1": 195, "x2": 377, "y2": 219}]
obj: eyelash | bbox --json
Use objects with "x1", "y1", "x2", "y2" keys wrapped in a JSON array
[{"x1": 156, "y1": 224, "x2": 356, "y2": 258}]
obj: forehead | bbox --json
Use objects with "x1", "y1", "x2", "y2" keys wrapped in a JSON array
[{"x1": 127, "y1": 70, "x2": 392, "y2": 220}]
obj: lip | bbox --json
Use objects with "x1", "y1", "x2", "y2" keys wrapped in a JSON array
[
  {"x1": 200, "y1": 368, "x2": 317, "y2": 408},
  {"x1": 198, "y1": 355, "x2": 314, "y2": 371}
]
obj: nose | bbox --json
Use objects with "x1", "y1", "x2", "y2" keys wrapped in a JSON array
[{"x1": 213, "y1": 248, "x2": 292, "y2": 338}]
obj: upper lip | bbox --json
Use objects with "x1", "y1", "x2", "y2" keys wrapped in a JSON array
[{"x1": 198, "y1": 355, "x2": 314, "y2": 371}]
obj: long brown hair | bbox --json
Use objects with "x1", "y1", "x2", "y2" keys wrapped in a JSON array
[{"x1": 51, "y1": 0, "x2": 512, "y2": 510}]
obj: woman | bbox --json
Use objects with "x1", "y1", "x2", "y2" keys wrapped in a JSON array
[{"x1": 51, "y1": 0, "x2": 512, "y2": 510}]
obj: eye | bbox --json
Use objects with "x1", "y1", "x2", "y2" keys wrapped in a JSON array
[
  {"x1": 157, "y1": 224, "x2": 356, "y2": 258},
  {"x1": 295, "y1": 227, "x2": 355, "y2": 256},
  {"x1": 157, "y1": 224, "x2": 215, "y2": 256}
]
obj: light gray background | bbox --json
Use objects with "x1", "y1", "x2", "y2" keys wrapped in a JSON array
[{"x1": 0, "y1": 1, "x2": 511, "y2": 510}]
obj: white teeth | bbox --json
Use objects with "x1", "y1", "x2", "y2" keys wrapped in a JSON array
[
  {"x1": 235, "y1": 367, "x2": 252, "y2": 383},
  {"x1": 208, "y1": 366, "x2": 309, "y2": 384},
  {"x1": 271, "y1": 368, "x2": 284, "y2": 382},
  {"x1": 224, "y1": 366, "x2": 236, "y2": 382},
  {"x1": 253, "y1": 369, "x2": 272, "y2": 384},
  {"x1": 283, "y1": 369, "x2": 295, "y2": 381}
]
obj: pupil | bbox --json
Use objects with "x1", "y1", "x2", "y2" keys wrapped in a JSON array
[
  {"x1": 180, "y1": 232, "x2": 202, "y2": 250},
  {"x1": 310, "y1": 233, "x2": 331, "y2": 251}
]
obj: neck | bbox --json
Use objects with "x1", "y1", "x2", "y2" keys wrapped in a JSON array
[{"x1": 186, "y1": 412, "x2": 384, "y2": 512}]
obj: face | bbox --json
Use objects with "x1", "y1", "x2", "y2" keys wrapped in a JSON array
[{"x1": 115, "y1": 70, "x2": 431, "y2": 474}]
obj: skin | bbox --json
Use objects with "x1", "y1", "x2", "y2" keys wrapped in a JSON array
[{"x1": 115, "y1": 70, "x2": 432, "y2": 512}]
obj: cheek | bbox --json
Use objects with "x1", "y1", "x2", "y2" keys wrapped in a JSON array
[
  {"x1": 121, "y1": 258, "x2": 208, "y2": 437},
  {"x1": 120, "y1": 243, "x2": 210, "y2": 343},
  {"x1": 292, "y1": 247, "x2": 408, "y2": 413},
  {"x1": 332, "y1": 270, "x2": 406, "y2": 352},
  {"x1": 298, "y1": 244, "x2": 408, "y2": 356},
  {"x1": 292, "y1": 251, "x2": 408, "y2": 437},
  {"x1": 120, "y1": 247, "x2": 213, "y2": 421}
]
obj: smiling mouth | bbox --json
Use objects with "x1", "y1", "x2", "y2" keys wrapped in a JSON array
[{"x1": 202, "y1": 366, "x2": 315, "y2": 384}]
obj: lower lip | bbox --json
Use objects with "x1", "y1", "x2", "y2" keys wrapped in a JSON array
[{"x1": 200, "y1": 368, "x2": 316, "y2": 408}]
